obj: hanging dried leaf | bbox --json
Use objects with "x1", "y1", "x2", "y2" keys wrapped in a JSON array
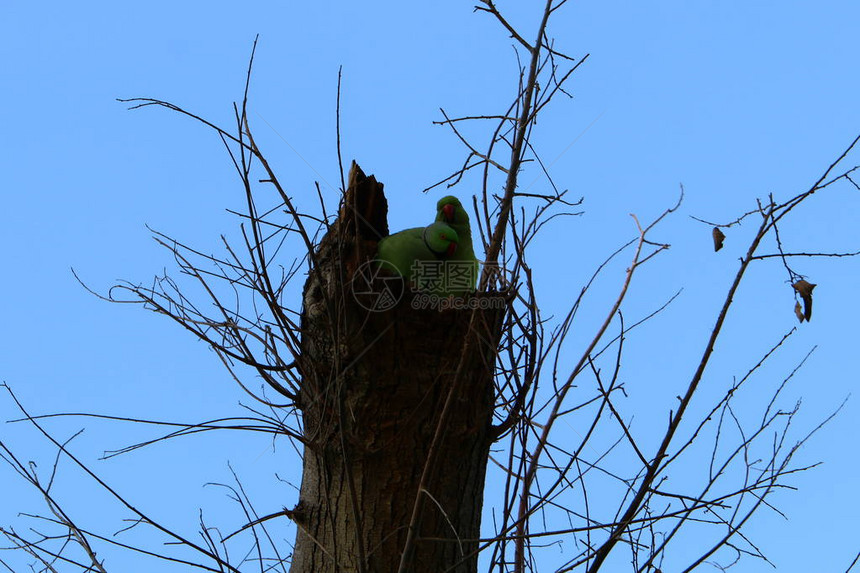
[
  {"x1": 792, "y1": 279, "x2": 816, "y2": 296},
  {"x1": 792, "y1": 279, "x2": 816, "y2": 322},
  {"x1": 794, "y1": 301, "x2": 805, "y2": 323},
  {"x1": 712, "y1": 227, "x2": 725, "y2": 252}
]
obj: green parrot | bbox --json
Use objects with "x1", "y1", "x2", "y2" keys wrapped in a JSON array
[
  {"x1": 435, "y1": 195, "x2": 479, "y2": 294},
  {"x1": 376, "y1": 222, "x2": 460, "y2": 294}
]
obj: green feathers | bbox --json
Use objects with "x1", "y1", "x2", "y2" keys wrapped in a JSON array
[
  {"x1": 375, "y1": 195, "x2": 479, "y2": 298},
  {"x1": 376, "y1": 222, "x2": 459, "y2": 292},
  {"x1": 435, "y1": 196, "x2": 479, "y2": 295},
  {"x1": 435, "y1": 196, "x2": 476, "y2": 262}
]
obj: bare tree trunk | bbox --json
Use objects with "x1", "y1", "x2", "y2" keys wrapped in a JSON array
[{"x1": 292, "y1": 164, "x2": 502, "y2": 573}]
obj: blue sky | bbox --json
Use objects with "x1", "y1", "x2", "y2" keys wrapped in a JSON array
[{"x1": 2, "y1": 2, "x2": 859, "y2": 571}]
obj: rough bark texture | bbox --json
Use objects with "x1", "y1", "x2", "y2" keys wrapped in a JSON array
[{"x1": 292, "y1": 163, "x2": 502, "y2": 573}]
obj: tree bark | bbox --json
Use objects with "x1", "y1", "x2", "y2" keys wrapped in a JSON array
[{"x1": 292, "y1": 164, "x2": 502, "y2": 573}]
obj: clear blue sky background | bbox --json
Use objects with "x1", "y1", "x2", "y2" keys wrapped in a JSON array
[{"x1": 2, "y1": 2, "x2": 859, "y2": 571}]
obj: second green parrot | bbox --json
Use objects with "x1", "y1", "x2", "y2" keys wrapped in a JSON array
[{"x1": 436, "y1": 195, "x2": 479, "y2": 294}]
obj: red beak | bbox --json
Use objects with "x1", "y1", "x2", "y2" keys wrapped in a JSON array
[
  {"x1": 442, "y1": 204, "x2": 455, "y2": 222},
  {"x1": 447, "y1": 242, "x2": 458, "y2": 257}
]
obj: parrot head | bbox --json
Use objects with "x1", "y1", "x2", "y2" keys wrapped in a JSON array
[
  {"x1": 424, "y1": 222, "x2": 459, "y2": 258},
  {"x1": 437, "y1": 195, "x2": 465, "y2": 226}
]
